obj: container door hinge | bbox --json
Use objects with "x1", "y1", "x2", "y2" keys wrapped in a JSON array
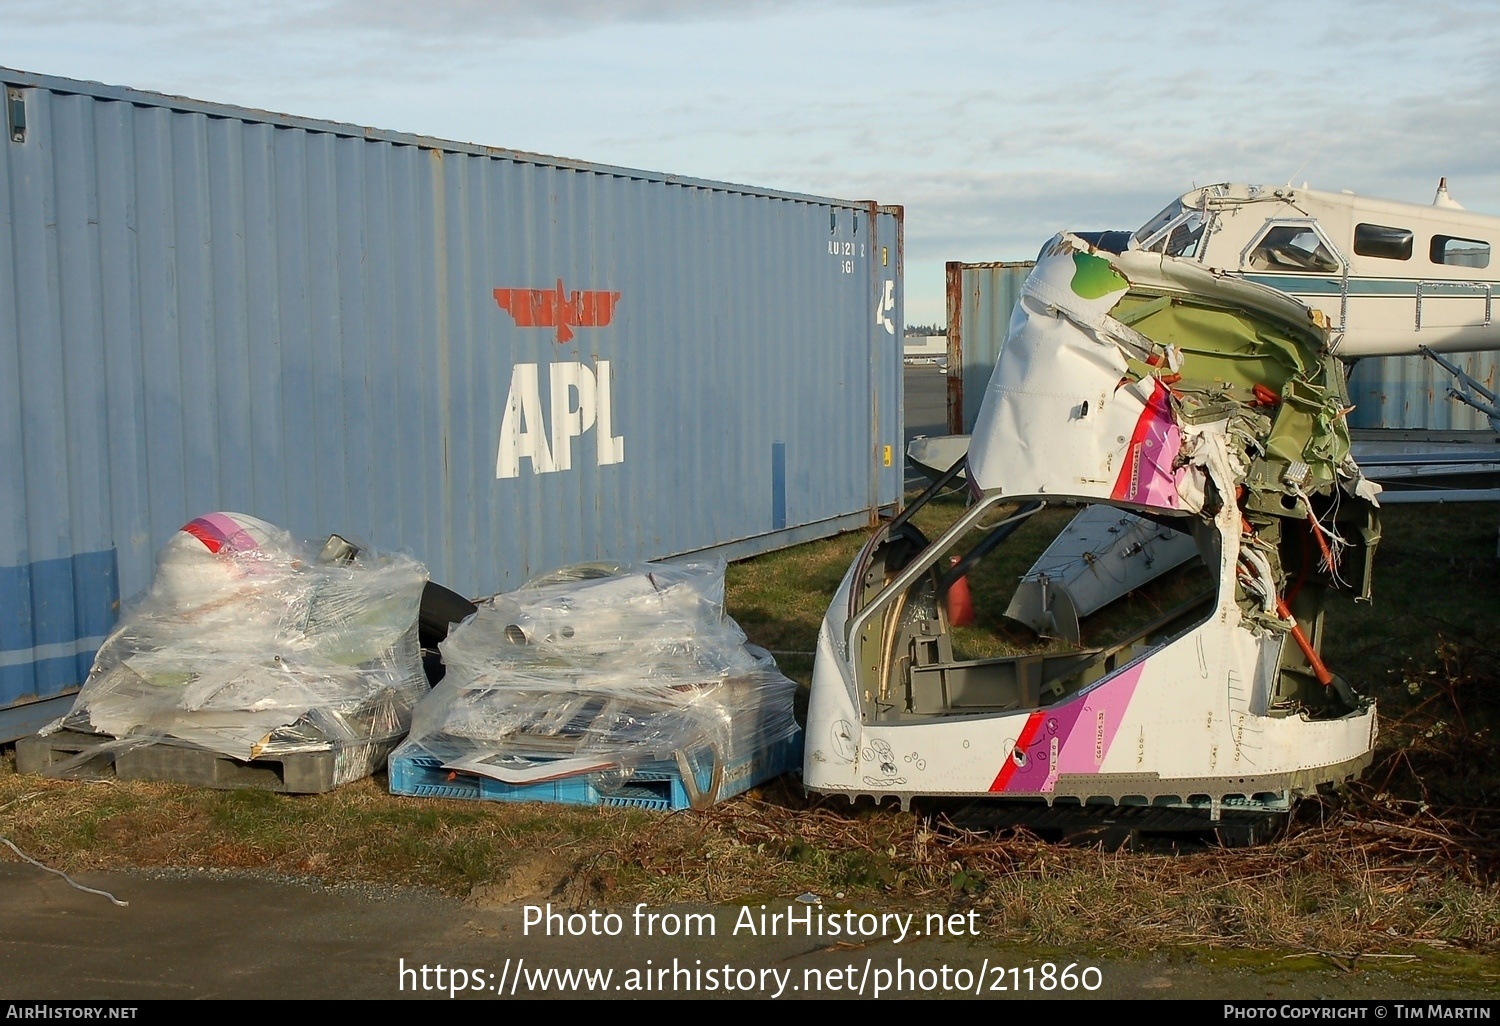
[{"x1": 7, "y1": 88, "x2": 25, "y2": 144}]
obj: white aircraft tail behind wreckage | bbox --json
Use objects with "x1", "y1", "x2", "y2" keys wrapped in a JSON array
[{"x1": 806, "y1": 222, "x2": 1445, "y2": 843}]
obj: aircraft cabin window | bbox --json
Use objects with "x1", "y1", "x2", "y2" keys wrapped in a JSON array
[
  {"x1": 1247, "y1": 226, "x2": 1341, "y2": 273},
  {"x1": 1353, "y1": 223, "x2": 1414, "y2": 261},
  {"x1": 1430, "y1": 235, "x2": 1491, "y2": 269}
]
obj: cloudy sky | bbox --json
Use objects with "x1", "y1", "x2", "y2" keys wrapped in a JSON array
[{"x1": 5, "y1": 0, "x2": 1498, "y2": 324}]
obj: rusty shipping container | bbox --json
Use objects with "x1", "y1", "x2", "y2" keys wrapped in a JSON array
[
  {"x1": 944, "y1": 260, "x2": 1031, "y2": 433},
  {"x1": 0, "y1": 69, "x2": 905, "y2": 739},
  {"x1": 1346, "y1": 351, "x2": 1500, "y2": 431}
]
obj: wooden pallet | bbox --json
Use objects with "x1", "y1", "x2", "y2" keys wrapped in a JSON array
[{"x1": 15, "y1": 729, "x2": 397, "y2": 794}]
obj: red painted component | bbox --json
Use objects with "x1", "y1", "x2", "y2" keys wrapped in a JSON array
[
  {"x1": 179, "y1": 518, "x2": 225, "y2": 553},
  {"x1": 1276, "y1": 595, "x2": 1334, "y2": 687},
  {"x1": 493, "y1": 279, "x2": 623, "y2": 343},
  {"x1": 946, "y1": 555, "x2": 974, "y2": 628},
  {"x1": 1110, "y1": 379, "x2": 1173, "y2": 503},
  {"x1": 988, "y1": 710, "x2": 1046, "y2": 792},
  {"x1": 1251, "y1": 383, "x2": 1281, "y2": 407}
]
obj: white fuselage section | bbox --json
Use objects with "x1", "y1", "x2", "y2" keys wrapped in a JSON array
[{"x1": 805, "y1": 236, "x2": 1379, "y2": 809}]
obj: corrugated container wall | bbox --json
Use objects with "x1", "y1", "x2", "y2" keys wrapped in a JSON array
[
  {"x1": 0, "y1": 69, "x2": 904, "y2": 738},
  {"x1": 944, "y1": 260, "x2": 1031, "y2": 433},
  {"x1": 1346, "y1": 352, "x2": 1500, "y2": 430}
]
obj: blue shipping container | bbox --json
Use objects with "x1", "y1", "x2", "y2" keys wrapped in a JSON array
[
  {"x1": 0, "y1": 69, "x2": 904, "y2": 739},
  {"x1": 1347, "y1": 351, "x2": 1500, "y2": 431}
]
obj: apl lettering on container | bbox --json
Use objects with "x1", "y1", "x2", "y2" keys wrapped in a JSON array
[{"x1": 496, "y1": 360, "x2": 626, "y2": 477}]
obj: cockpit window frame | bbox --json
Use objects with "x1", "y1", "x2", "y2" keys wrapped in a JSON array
[
  {"x1": 1135, "y1": 208, "x2": 1210, "y2": 260},
  {"x1": 1133, "y1": 201, "x2": 1187, "y2": 250}
]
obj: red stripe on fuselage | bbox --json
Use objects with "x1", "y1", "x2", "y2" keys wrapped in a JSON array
[
  {"x1": 1111, "y1": 380, "x2": 1167, "y2": 502},
  {"x1": 988, "y1": 710, "x2": 1046, "y2": 792}
]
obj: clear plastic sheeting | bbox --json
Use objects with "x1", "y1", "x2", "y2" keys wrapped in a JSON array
[
  {"x1": 398, "y1": 559, "x2": 800, "y2": 804},
  {"x1": 54, "y1": 513, "x2": 428, "y2": 773}
]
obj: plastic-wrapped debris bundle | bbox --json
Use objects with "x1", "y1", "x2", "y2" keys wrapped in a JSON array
[
  {"x1": 51, "y1": 513, "x2": 428, "y2": 782},
  {"x1": 393, "y1": 559, "x2": 801, "y2": 808}
]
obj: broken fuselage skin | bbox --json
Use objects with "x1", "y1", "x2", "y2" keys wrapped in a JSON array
[{"x1": 805, "y1": 235, "x2": 1382, "y2": 813}]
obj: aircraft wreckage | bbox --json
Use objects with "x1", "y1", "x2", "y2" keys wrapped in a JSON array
[{"x1": 805, "y1": 231, "x2": 1394, "y2": 839}]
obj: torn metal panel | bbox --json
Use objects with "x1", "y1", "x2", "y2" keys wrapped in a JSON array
[{"x1": 965, "y1": 239, "x2": 1372, "y2": 517}]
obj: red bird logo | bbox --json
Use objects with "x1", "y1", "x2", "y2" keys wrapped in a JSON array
[{"x1": 493, "y1": 279, "x2": 623, "y2": 343}]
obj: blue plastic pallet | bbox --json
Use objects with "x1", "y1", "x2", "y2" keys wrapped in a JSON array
[{"x1": 388, "y1": 731, "x2": 802, "y2": 811}]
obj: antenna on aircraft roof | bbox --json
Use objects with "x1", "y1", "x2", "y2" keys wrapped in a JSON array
[
  {"x1": 1434, "y1": 176, "x2": 1465, "y2": 209},
  {"x1": 1286, "y1": 138, "x2": 1325, "y2": 189}
]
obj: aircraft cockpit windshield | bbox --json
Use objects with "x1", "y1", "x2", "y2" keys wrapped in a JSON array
[{"x1": 1132, "y1": 201, "x2": 1207, "y2": 258}]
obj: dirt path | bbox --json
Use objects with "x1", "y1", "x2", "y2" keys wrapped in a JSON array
[{"x1": 0, "y1": 864, "x2": 1490, "y2": 1000}]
